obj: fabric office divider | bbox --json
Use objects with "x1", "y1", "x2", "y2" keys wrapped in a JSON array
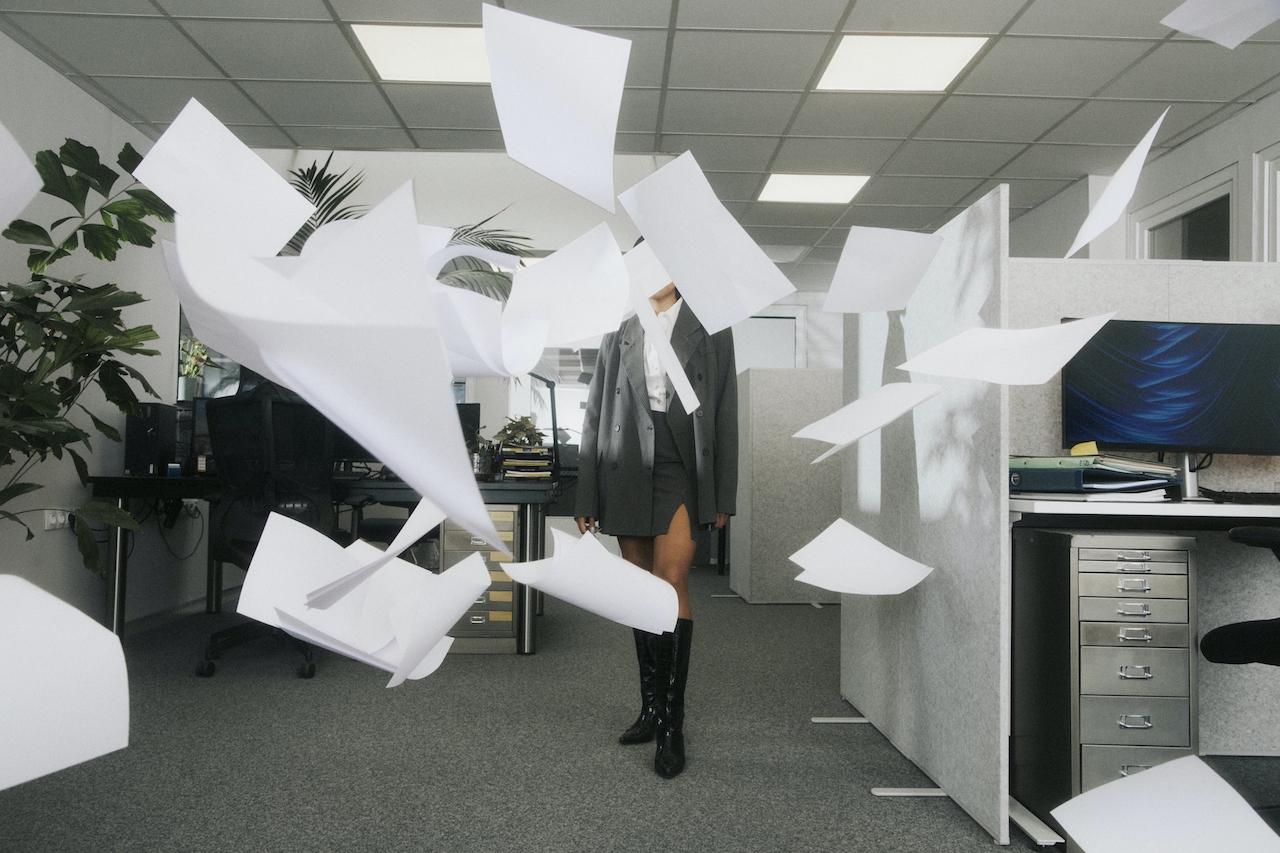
[{"x1": 841, "y1": 186, "x2": 1011, "y2": 842}]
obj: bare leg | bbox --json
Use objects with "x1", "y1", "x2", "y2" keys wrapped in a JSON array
[
  {"x1": 652, "y1": 505, "x2": 696, "y2": 619},
  {"x1": 617, "y1": 536, "x2": 654, "y2": 573}
]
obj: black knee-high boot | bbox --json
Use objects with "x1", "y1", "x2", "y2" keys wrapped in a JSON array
[
  {"x1": 654, "y1": 618, "x2": 692, "y2": 779},
  {"x1": 619, "y1": 628, "x2": 660, "y2": 744},
  {"x1": 1201, "y1": 618, "x2": 1280, "y2": 665}
]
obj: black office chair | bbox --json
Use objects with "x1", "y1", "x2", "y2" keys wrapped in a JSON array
[{"x1": 196, "y1": 383, "x2": 337, "y2": 679}]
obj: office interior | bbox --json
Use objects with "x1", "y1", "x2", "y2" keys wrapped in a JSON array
[{"x1": 3, "y1": 1, "x2": 1280, "y2": 849}]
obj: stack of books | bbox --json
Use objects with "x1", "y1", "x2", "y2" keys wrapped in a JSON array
[
  {"x1": 1009, "y1": 454, "x2": 1181, "y2": 499},
  {"x1": 499, "y1": 444, "x2": 553, "y2": 480}
]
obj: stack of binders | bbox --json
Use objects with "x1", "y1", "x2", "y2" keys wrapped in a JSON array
[
  {"x1": 499, "y1": 444, "x2": 553, "y2": 480},
  {"x1": 1009, "y1": 454, "x2": 1181, "y2": 498}
]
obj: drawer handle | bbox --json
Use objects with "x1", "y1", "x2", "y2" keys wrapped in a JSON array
[
  {"x1": 469, "y1": 615, "x2": 485, "y2": 624},
  {"x1": 1115, "y1": 551, "x2": 1151, "y2": 560},
  {"x1": 1119, "y1": 665, "x2": 1153, "y2": 680},
  {"x1": 475, "y1": 596, "x2": 487, "y2": 605},
  {"x1": 1118, "y1": 714, "x2": 1153, "y2": 729},
  {"x1": 1118, "y1": 578, "x2": 1151, "y2": 593},
  {"x1": 1119, "y1": 628, "x2": 1152, "y2": 642},
  {"x1": 470, "y1": 537, "x2": 488, "y2": 545},
  {"x1": 1116, "y1": 563, "x2": 1151, "y2": 573},
  {"x1": 1117, "y1": 602, "x2": 1151, "y2": 617},
  {"x1": 1120, "y1": 764, "x2": 1152, "y2": 777}
]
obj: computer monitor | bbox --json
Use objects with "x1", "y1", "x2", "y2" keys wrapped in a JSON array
[{"x1": 1061, "y1": 319, "x2": 1280, "y2": 456}]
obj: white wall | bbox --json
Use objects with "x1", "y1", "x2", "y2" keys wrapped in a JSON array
[{"x1": 0, "y1": 30, "x2": 208, "y2": 626}]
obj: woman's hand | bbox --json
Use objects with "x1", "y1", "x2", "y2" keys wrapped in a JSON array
[
  {"x1": 713, "y1": 512, "x2": 730, "y2": 530},
  {"x1": 576, "y1": 516, "x2": 599, "y2": 535}
]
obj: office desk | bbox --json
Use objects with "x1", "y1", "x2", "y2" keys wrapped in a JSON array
[
  {"x1": 87, "y1": 475, "x2": 224, "y2": 635},
  {"x1": 1011, "y1": 497, "x2": 1280, "y2": 528}
]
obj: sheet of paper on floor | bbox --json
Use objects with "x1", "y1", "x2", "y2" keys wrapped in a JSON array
[
  {"x1": 823, "y1": 226, "x2": 945, "y2": 314},
  {"x1": 1161, "y1": 0, "x2": 1280, "y2": 49},
  {"x1": 794, "y1": 382, "x2": 942, "y2": 464},
  {"x1": 789, "y1": 519, "x2": 935, "y2": 595},
  {"x1": 0, "y1": 575, "x2": 129, "y2": 791}
]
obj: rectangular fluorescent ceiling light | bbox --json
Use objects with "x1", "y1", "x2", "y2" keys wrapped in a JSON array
[
  {"x1": 353, "y1": 24, "x2": 490, "y2": 82},
  {"x1": 818, "y1": 35, "x2": 987, "y2": 91},
  {"x1": 759, "y1": 174, "x2": 869, "y2": 204}
]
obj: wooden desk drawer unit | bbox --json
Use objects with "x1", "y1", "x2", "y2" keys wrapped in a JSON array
[{"x1": 442, "y1": 507, "x2": 520, "y2": 641}]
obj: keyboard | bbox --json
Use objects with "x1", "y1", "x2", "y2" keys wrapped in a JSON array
[{"x1": 1200, "y1": 487, "x2": 1280, "y2": 505}]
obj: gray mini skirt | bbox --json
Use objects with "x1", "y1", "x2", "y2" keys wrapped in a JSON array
[{"x1": 648, "y1": 410, "x2": 699, "y2": 537}]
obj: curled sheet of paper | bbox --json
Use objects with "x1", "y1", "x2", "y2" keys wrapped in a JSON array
[
  {"x1": 627, "y1": 271, "x2": 699, "y2": 414},
  {"x1": 0, "y1": 121, "x2": 41, "y2": 229},
  {"x1": 504, "y1": 223, "x2": 629, "y2": 347},
  {"x1": 618, "y1": 151, "x2": 796, "y2": 335},
  {"x1": 0, "y1": 575, "x2": 129, "y2": 791},
  {"x1": 624, "y1": 240, "x2": 673, "y2": 299},
  {"x1": 1162, "y1": 0, "x2": 1280, "y2": 49},
  {"x1": 788, "y1": 519, "x2": 935, "y2": 595},
  {"x1": 793, "y1": 382, "x2": 942, "y2": 464},
  {"x1": 898, "y1": 313, "x2": 1116, "y2": 386},
  {"x1": 504, "y1": 528, "x2": 679, "y2": 634},
  {"x1": 483, "y1": 4, "x2": 630, "y2": 212},
  {"x1": 134, "y1": 98, "x2": 314, "y2": 257},
  {"x1": 823, "y1": 226, "x2": 945, "y2": 314},
  {"x1": 1066, "y1": 110, "x2": 1167, "y2": 259},
  {"x1": 430, "y1": 280, "x2": 548, "y2": 378},
  {"x1": 239, "y1": 514, "x2": 491, "y2": 687},
  {"x1": 1051, "y1": 756, "x2": 1280, "y2": 853}
]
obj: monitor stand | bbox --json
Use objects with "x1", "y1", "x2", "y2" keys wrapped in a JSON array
[{"x1": 1181, "y1": 452, "x2": 1207, "y2": 500}]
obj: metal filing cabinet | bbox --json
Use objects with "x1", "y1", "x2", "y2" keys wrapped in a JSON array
[
  {"x1": 1011, "y1": 529, "x2": 1197, "y2": 840},
  {"x1": 441, "y1": 506, "x2": 519, "y2": 652}
]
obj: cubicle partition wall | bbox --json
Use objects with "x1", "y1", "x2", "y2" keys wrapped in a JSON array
[{"x1": 841, "y1": 186, "x2": 1012, "y2": 842}]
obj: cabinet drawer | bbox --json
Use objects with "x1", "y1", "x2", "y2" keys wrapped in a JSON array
[
  {"x1": 1080, "y1": 622, "x2": 1189, "y2": 648},
  {"x1": 1079, "y1": 696, "x2": 1190, "y2": 746},
  {"x1": 1080, "y1": 745, "x2": 1193, "y2": 793},
  {"x1": 471, "y1": 589, "x2": 514, "y2": 608},
  {"x1": 444, "y1": 508, "x2": 516, "y2": 531},
  {"x1": 1078, "y1": 548, "x2": 1186, "y2": 564},
  {"x1": 1080, "y1": 647, "x2": 1189, "y2": 697},
  {"x1": 450, "y1": 609, "x2": 516, "y2": 636},
  {"x1": 1078, "y1": 597, "x2": 1187, "y2": 623},
  {"x1": 1078, "y1": 574, "x2": 1187, "y2": 599},
  {"x1": 443, "y1": 550, "x2": 514, "y2": 571},
  {"x1": 443, "y1": 529, "x2": 515, "y2": 552},
  {"x1": 1079, "y1": 559, "x2": 1186, "y2": 575}
]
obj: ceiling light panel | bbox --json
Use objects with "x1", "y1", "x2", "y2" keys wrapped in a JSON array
[
  {"x1": 817, "y1": 35, "x2": 987, "y2": 92},
  {"x1": 759, "y1": 173, "x2": 870, "y2": 204},
  {"x1": 353, "y1": 24, "x2": 489, "y2": 83}
]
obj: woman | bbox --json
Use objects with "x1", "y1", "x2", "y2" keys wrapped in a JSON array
[{"x1": 575, "y1": 277, "x2": 738, "y2": 779}]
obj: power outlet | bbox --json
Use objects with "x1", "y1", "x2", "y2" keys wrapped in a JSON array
[{"x1": 43, "y1": 509, "x2": 71, "y2": 531}]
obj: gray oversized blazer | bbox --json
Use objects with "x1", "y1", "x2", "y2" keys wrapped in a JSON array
[{"x1": 576, "y1": 305, "x2": 738, "y2": 535}]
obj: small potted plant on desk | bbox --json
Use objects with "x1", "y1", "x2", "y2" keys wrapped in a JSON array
[
  {"x1": 177, "y1": 336, "x2": 207, "y2": 402},
  {"x1": 491, "y1": 416, "x2": 551, "y2": 482}
]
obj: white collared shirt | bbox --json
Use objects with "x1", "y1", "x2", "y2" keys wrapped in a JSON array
[{"x1": 644, "y1": 298, "x2": 682, "y2": 412}]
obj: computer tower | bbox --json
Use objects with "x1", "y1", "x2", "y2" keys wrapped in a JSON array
[{"x1": 124, "y1": 403, "x2": 177, "y2": 475}]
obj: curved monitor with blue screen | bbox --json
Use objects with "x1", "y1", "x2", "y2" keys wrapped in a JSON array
[{"x1": 1061, "y1": 319, "x2": 1280, "y2": 455}]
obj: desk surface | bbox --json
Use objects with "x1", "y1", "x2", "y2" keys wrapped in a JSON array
[
  {"x1": 333, "y1": 476, "x2": 558, "y2": 506},
  {"x1": 87, "y1": 475, "x2": 222, "y2": 500},
  {"x1": 1010, "y1": 497, "x2": 1280, "y2": 518}
]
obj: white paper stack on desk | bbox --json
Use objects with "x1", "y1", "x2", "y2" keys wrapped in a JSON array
[{"x1": 1008, "y1": 455, "x2": 1181, "y2": 495}]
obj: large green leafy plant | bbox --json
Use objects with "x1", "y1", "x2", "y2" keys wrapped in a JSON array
[{"x1": 1, "y1": 139, "x2": 174, "y2": 572}]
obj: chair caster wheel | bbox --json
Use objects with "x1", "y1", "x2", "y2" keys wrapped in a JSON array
[
  {"x1": 196, "y1": 660, "x2": 216, "y2": 677},
  {"x1": 297, "y1": 662, "x2": 316, "y2": 679}
]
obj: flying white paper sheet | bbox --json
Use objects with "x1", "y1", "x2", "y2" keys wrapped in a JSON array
[
  {"x1": 0, "y1": 575, "x2": 129, "y2": 791},
  {"x1": 483, "y1": 4, "x2": 630, "y2": 212},
  {"x1": 431, "y1": 279, "x2": 548, "y2": 377},
  {"x1": 504, "y1": 528, "x2": 679, "y2": 634},
  {"x1": 0, "y1": 122, "x2": 41, "y2": 230},
  {"x1": 1162, "y1": 0, "x2": 1280, "y2": 49},
  {"x1": 504, "y1": 223, "x2": 630, "y2": 347},
  {"x1": 627, "y1": 276, "x2": 699, "y2": 414},
  {"x1": 134, "y1": 99, "x2": 314, "y2": 257},
  {"x1": 1065, "y1": 110, "x2": 1167, "y2": 259},
  {"x1": 618, "y1": 152, "x2": 796, "y2": 335},
  {"x1": 240, "y1": 514, "x2": 491, "y2": 687},
  {"x1": 897, "y1": 313, "x2": 1116, "y2": 386},
  {"x1": 788, "y1": 519, "x2": 935, "y2": 595},
  {"x1": 624, "y1": 241, "x2": 673, "y2": 299},
  {"x1": 823, "y1": 226, "x2": 945, "y2": 314},
  {"x1": 794, "y1": 382, "x2": 943, "y2": 464},
  {"x1": 1051, "y1": 756, "x2": 1280, "y2": 853}
]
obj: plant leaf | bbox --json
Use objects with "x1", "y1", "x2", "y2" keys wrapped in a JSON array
[
  {"x1": 80, "y1": 405, "x2": 122, "y2": 442},
  {"x1": 66, "y1": 445, "x2": 90, "y2": 485},
  {"x1": 80, "y1": 223, "x2": 121, "y2": 262},
  {"x1": 3, "y1": 219, "x2": 55, "y2": 247},
  {"x1": 124, "y1": 189, "x2": 175, "y2": 222},
  {"x1": 59, "y1": 139, "x2": 120, "y2": 199},
  {"x1": 35, "y1": 149, "x2": 89, "y2": 214},
  {"x1": 0, "y1": 509, "x2": 35, "y2": 541},
  {"x1": 75, "y1": 500, "x2": 141, "y2": 532},
  {"x1": 0, "y1": 480, "x2": 42, "y2": 508},
  {"x1": 74, "y1": 514, "x2": 103, "y2": 573},
  {"x1": 117, "y1": 142, "x2": 143, "y2": 175}
]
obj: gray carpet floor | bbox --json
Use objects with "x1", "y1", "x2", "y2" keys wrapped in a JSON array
[{"x1": 2, "y1": 567, "x2": 1270, "y2": 852}]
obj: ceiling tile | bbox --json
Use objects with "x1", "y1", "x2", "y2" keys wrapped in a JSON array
[
  {"x1": 843, "y1": 0, "x2": 1028, "y2": 34},
  {"x1": 1043, "y1": 100, "x2": 1221, "y2": 146},
  {"x1": 503, "y1": 0, "x2": 673, "y2": 28},
  {"x1": 741, "y1": 202, "x2": 847, "y2": 227},
  {"x1": 957, "y1": 37, "x2": 1156, "y2": 98},
  {"x1": 283, "y1": 126, "x2": 415, "y2": 149},
  {"x1": 771, "y1": 137, "x2": 900, "y2": 172},
  {"x1": 594, "y1": 29, "x2": 668, "y2": 88},
  {"x1": 854, "y1": 175, "x2": 982, "y2": 207},
  {"x1": 704, "y1": 171, "x2": 767, "y2": 201},
  {"x1": 1102, "y1": 41, "x2": 1280, "y2": 102},
  {"x1": 722, "y1": 201, "x2": 749, "y2": 219},
  {"x1": 411, "y1": 128, "x2": 506, "y2": 149},
  {"x1": 228, "y1": 124, "x2": 297, "y2": 148},
  {"x1": 0, "y1": 1, "x2": 155, "y2": 11},
  {"x1": 677, "y1": 0, "x2": 848, "y2": 31},
  {"x1": 158, "y1": 0, "x2": 330, "y2": 18},
  {"x1": 616, "y1": 131, "x2": 656, "y2": 153},
  {"x1": 790, "y1": 92, "x2": 941, "y2": 137},
  {"x1": 661, "y1": 90, "x2": 802, "y2": 134},
  {"x1": 6, "y1": 13, "x2": 221, "y2": 76},
  {"x1": 1011, "y1": 0, "x2": 1180, "y2": 38},
  {"x1": 882, "y1": 139, "x2": 1026, "y2": 176},
  {"x1": 328, "y1": 0, "x2": 481, "y2": 24},
  {"x1": 240, "y1": 81, "x2": 399, "y2": 125},
  {"x1": 916, "y1": 95, "x2": 1081, "y2": 142},
  {"x1": 668, "y1": 31, "x2": 830, "y2": 90},
  {"x1": 658, "y1": 134, "x2": 778, "y2": 170},
  {"x1": 1159, "y1": 102, "x2": 1248, "y2": 148},
  {"x1": 745, "y1": 225, "x2": 834, "y2": 246},
  {"x1": 999, "y1": 142, "x2": 1136, "y2": 179},
  {"x1": 178, "y1": 20, "x2": 369, "y2": 80},
  {"x1": 841, "y1": 205, "x2": 950, "y2": 230},
  {"x1": 91, "y1": 76, "x2": 269, "y2": 125},
  {"x1": 383, "y1": 83, "x2": 498, "y2": 128},
  {"x1": 618, "y1": 88, "x2": 660, "y2": 133},
  {"x1": 816, "y1": 226, "x2": 852, "y2": 247}
]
